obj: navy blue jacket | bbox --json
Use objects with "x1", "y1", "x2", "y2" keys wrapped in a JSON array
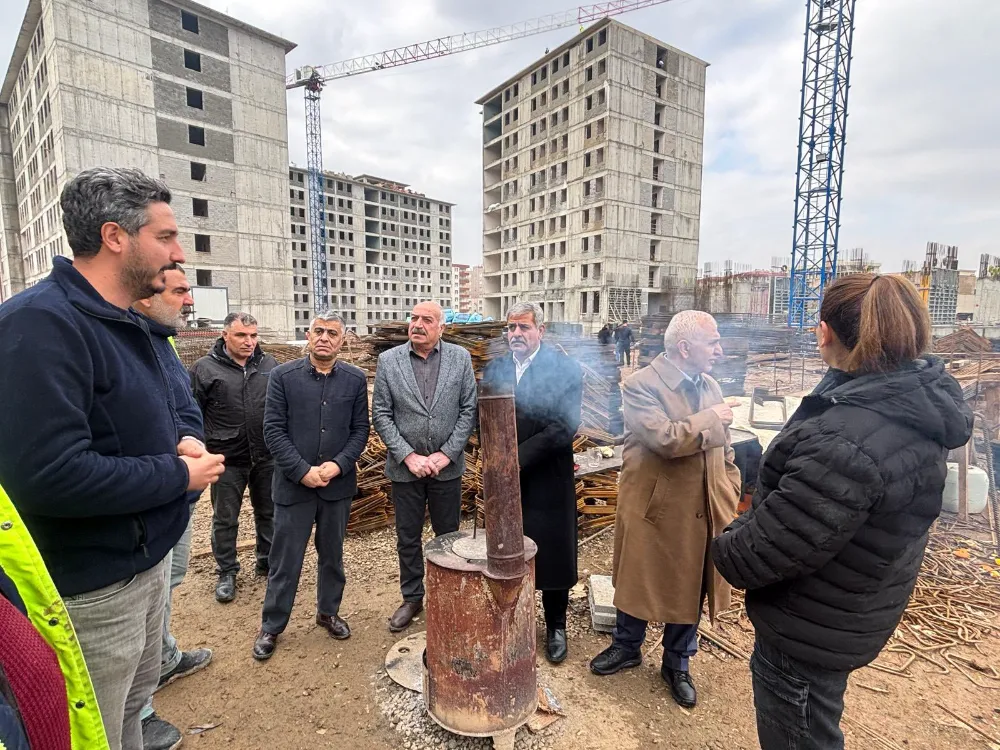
[
  {"x1": 0, "y1": 257, "x2": 190, "y2": 596},
  {"x1": 264, "y1": 357, "x2": 369, "y2": 504},
  {"x1": 139, "y1": 313, "x2": 204, "y2": 505}
]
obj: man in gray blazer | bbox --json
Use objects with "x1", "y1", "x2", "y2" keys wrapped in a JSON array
[{"x1": 372, "y1": 301, "x2": 478, "y2": 632}]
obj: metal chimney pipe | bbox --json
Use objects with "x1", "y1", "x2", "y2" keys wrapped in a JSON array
[{"x1": 477, "y1": 379, "x2": 526, "y2": 580}]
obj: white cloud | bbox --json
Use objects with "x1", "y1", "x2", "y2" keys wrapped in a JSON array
[{"x1": 2, "y1": 0, "x2": 997, "y2": 272}]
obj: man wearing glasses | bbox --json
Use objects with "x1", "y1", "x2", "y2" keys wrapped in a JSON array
[{"x1": 252, "y1": 313, "x2": 370, "y2": 660}]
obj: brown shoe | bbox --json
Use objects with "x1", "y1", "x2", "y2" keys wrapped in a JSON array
[
  {"x1": 252, "y1": 629, "x2": 277, "y2": 661},
  {"x1": 388, "y1": 601, "x2": 423, "y2": 632},
  {"x1": 316, "y1": 613, "x2": 351, "y2": 640}
]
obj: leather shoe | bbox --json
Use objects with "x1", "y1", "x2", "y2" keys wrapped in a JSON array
[
  {"x1": 252, "y1": 630, "x2": 277, "y2": 661},
  {"x1": 316, "y1": 613, "x2": 351, "y2": 640},
  {"x1": 389, "y1": 601, "x2": 423, "y2": 632},
  {"x1": 545, "y1": 628, "x2": 568, "y2": 663},
  {"x1": 254, "y1": 562, "x2": 269, "y2": 578},
  {"x1": 215, "y1": 573, "x2": 236, "y2": 603},
  {"x1": 589, "y1": 644, "x2": 642, "y2": 676},
  {"x1": 662, "y1": 666, "x2": 697, "y2": 708}
]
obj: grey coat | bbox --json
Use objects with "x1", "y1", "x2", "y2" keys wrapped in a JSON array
[{"x1": 372, "y1": 341, "x2": 478, "y2": 483}]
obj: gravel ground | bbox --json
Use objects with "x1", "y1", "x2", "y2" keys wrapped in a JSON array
[{"x1": 375, "y1": 671, "x2": 561, "y2": 750}]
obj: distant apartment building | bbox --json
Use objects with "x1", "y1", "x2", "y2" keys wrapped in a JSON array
[
  {"x1": 454, "y1": 263, "x2": 472, "y2": 312},
  {"x1": 477, "y1": 19, "x2": 706, "y2": 328},
  {"x1": 469, "y1": 264, "x2": 485, "y2": 315},
  {"x1": 288, "y1": 168, "x2": 455, "y2": 338},
  {"x1": 0, "y1": 0, "x2": 296, "y2": 335},
  {"x1": 903, "y1": 242, "x2": 960, "y2": 325}
]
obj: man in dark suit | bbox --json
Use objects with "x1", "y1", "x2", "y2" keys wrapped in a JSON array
[
  {"x1": 372, "y1": 301, "x2": 478, "y2": 632},
  {"x1": 482, "y1": 302, "x2": 583, "y2": 663},
  {"x1": 252, "y1": 312, "x2": 370, "y2": 660}
]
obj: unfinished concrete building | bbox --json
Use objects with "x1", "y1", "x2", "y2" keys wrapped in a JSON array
[
  {"x1": 903, "y1": 242, "x2": 960, "y2": 326},
  {"x1": 477, "y1": 19, "x2": 706, "y2": 329},
  {"x1": 454, "y1": 263, "x2": 472, "y2": 313},
  {"x1": 288, "y1": 168, "x2": 454, "y2": 338},
  {"x1": 0, "y1": 0, "x2": 296, "y2": 336}
]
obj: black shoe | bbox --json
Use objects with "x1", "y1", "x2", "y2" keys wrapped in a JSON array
[
  {"x1": 215, "y1": 573, "x2": 236, "y2": 603},
  {"x1": 253, "y1": 630, "x2": 277, "y2": 661},
  {"x1": 389, "y1": 601, "x2": 423, "y2": 632},
  {"x1": 589, "y1": 644, "x2": 642, "y2": 676},
  {"x1": 316, "y1": 613, "x2": 351, "y2": 640},
  {"x1": 254, "y1": 562, "x2": 269, "y2": 578},
  {"x1": 661, "y1": 666, "x2": 697, "y2": 708},
  {"x1": 141, "y1": 712, "x2": 182, "y2": 750},
  {"x1": 155, "y1": 648, "x2": 213, "y2": 692},
  {"x1": 546, "y1": 628, "x2": 567, "y2": 664}
]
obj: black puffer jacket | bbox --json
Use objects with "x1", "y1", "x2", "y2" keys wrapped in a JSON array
[
  {"x1": 712, "y1": 356, "x2": 972, "y2": 671},
  {"x1": 190, "y1": 339, "x2": 278, "y2": 466}
]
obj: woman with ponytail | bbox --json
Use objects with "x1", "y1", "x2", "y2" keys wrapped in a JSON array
[{"x1": 712, "y1": 274, "x2": 973, "y2": 749}]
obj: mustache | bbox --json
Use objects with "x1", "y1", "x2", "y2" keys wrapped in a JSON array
[{"x1": 411, "y1": 328, "x2": 427, "y2": 334}]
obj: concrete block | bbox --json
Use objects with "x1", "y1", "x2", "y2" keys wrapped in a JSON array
[{"x1": 588, "y1": 574, "x2": 616, "y2": 633}]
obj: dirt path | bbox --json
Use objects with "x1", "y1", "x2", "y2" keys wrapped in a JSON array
[{"x1": 155, "y1": 503, "x2": 1000, "y2": 749}]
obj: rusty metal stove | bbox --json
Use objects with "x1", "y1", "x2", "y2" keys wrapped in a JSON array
[{"x1": 423, "y1": 381, "x2": 537, "y2": 748}]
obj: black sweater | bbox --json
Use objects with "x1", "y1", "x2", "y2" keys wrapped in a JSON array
[{"x1": 712, "y1": 357, "x2": 972, "y2": 671}]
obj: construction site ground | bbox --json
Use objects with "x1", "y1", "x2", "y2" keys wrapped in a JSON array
[{"x1": 154, "y1": 500, "x2": 1000, "y2": 750}]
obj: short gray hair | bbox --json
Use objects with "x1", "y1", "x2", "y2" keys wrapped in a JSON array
[
  {"x1": 310, "y1": 311, "x2": 345, "y2": 330},
  {"x1": 224, "y1": 312, "x2": 257, "y2": 328},
  {"x1": 60, "y1": 167, "x2": 172, "y2": 258},
  {"x1": 506, "y1": 301, "x2": 544, "y2": 326},
  {"x1": 664, "y1": 310, "x2": 717, "y2": 352}
]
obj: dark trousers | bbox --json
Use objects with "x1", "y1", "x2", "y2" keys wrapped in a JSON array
[
  {"x1": 541, "y1": 589, "x2": 569, "y2": 630},
  {"x1": 612, "y1": 609, "x2": 700, "y2": 671},
  {"x1": 751, "y1": 638, "x2": 850, "y2": 750},
  {"x1": 617, "y1": 346, "x2": 631, "y2": 366},
  {"x1": 261, "y1": 496, "x2": 352, "y2": 635},
  {"x1": 392, "y1": 477, "x2": 462, "y2": 602},
  {"x1": 210, "y1": 462, "x2": 275, "y2": 575}
]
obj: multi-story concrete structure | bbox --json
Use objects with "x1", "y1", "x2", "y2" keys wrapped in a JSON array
[
  {"x1": 469, "y1": 264, "x2": 485, "y2": 315},
  {"x1": 903, "y1": 242, "x2": 960, "y2": 326},
  {"x1": 476, "y1": 19, "x2": 707, "y2": 328},
  {"x1": 0, "y1": 0, "x2": 296, "y2": 335},
  {"x1": 287, "y1": 168, "x2": 454, "y2": 338},
  {"x1": 454, "y1": 263, "x2": 472, "y2": 313}
]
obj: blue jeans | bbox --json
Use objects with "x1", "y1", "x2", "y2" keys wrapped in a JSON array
[
  {"x1": 751, "y1": 637, "x2": 850, "y2": 750},
  {"x1": 139, "y1": 507, "x2": 195, "y2": 722},
  {"x1": 612, "y1": 609, "x2": 699, "y2": 671}
]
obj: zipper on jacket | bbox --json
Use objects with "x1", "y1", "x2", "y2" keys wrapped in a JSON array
[{"x1": 136, "y1": 516, "x2": 149, "y2": 558}]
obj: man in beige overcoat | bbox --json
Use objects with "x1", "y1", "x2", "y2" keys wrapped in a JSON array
[{"x1": 590, "y1": 310, "x2": 741, "y2": 709}]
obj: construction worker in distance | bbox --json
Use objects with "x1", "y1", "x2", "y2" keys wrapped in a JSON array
[{"x1": 0, "y1": 483, "x2": 109, "y2": 749}]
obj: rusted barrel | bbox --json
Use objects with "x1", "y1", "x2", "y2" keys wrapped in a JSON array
[{"x1": 423, "y1": 383, "x2": 538, "y2": 738}]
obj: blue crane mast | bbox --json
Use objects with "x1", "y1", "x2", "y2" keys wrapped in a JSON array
[{"x1": 788, "y1": 0, "x2": 857, "y2": 329}]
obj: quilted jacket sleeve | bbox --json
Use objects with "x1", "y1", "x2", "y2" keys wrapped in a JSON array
[{"x1": 711, "y1": 426, "x2": 885, "y2": 590}]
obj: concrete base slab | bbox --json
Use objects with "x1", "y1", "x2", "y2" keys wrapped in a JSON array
[{"x1": 588, "y1": 574, "x2": 616, "y2": 633}]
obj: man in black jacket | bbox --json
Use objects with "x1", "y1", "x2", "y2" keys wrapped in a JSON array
[
  {"x1": 482, "y1": 302, "x2": 582, "y2": 664},
  {"x1": 191, "y1": 312, "x2": 278, "y2": 602},
  {"x1": 133, "y1": 265, "x2": 214, "y2": 750},
  {"x1": 253, "y1": 312, "x2": 370, "y2": 660},
  {"x1": 0, "y1": 167, "x2": 224, "y2": 749}
]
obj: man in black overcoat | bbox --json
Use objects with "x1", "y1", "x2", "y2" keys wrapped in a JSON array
[{"x1": 482, "y1": 302, "x2": 583, "y2": 663}]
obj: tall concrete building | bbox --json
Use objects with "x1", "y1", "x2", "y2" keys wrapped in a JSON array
[
  {"x1": 288, "y1": 168, "x2": 454, "y2": 338},
  {"x1": 454, "y1": 263, "x2": 472, "y2": 312},
  {"x1": 477, "y1": 19, "x2": 707, "y2": 328},
  {"x1": 469, "y1": 264, "x2": 485, "y2": 315},
  {"x1": 0, "y1": 0, "x2": 296, "y2": 335}
]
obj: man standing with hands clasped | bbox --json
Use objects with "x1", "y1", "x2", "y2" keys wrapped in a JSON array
[
  {"x1": 372, "y1": 301, "x2": 477, "y2": 633},
  {"x1": 590, "y1": 310, "x2": 742, "y2": 709},
  {"x1": 253, "y1": 312, "x2": 369, "y2": 660}
]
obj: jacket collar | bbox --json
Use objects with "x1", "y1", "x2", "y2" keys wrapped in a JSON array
[
  {"x1": 650, "y1": 354, "x2": 690, "y2": 392},
  {"x1": 50, "y1": 256, "x2": 134, "y2": 322}
]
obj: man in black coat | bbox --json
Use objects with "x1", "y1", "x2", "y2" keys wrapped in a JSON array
[
  {"x1": 191, "y1": 312, "x2": 279, "y2": 603},
  {"x1": 482, "y1": 302, "x2": 583, "y2": 663},
  {"x1": 253, "y1": 312, "x2": 370, "y2": 661}
]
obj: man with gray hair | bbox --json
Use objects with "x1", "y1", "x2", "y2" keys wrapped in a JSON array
[
  {"x1": 0, "y1": 167, "x2": 225, "y2": 749},
  {"x1": 253, "y1": 312, "x2": 369, "y2": 660},
  {"x1": 482, "y1": 302, "x2": 582, "y2": 663},
  {"x1": 191, "y1": 311, "x2": 278, "y2": 603},
  {"x1": 591, "y1": 310, "x2": 742, "y2": 709},
  {"x1": 373, "y1": 300, "x2": 478, "y2": 633}
]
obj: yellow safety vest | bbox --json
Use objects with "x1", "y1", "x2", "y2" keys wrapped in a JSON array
[{"x1": 0, "y1": 486, "x2": 109, "y2": 749}]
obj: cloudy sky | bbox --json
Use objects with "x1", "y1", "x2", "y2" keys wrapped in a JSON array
[{"x1": 3, "y1": 0, "x2": 998, "y2": 273}]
